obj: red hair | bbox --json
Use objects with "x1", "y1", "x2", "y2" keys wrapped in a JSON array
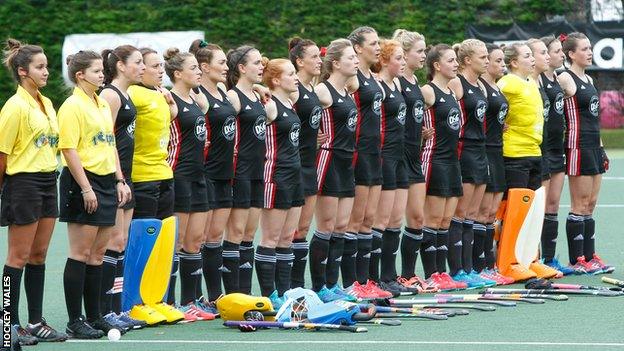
[
  {"x1": 372, "y1": 39, "x2": 402, "y2": 73},
  {"x1": 262, "y1": 58, "x2": 290, "y2": 90}
]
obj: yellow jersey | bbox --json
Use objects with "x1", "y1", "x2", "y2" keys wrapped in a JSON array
[
  {"x1": 0, "y1": 86, "x2": 59, "y2": 175},
  {"x1": 497, "y1": 74, "x2": 543, "y2": 158},
  {"x1": 128, "y1": 85, "x2": 173, "y2": 182},
  {"x1": 58, "y1": 87, "x2": 117, "y2": 175}
]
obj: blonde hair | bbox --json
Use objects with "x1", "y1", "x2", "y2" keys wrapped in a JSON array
[
  {"x1": 503, "y1": 42, "x2": 527, "y2": 67},
  {"x1": 321, "y1": 38, "x2": 353, "y2": 81},
  {"x1": 452, "y1": 39, "x2": 486, "y2": 68},
  {"x1": 392, "y1": 29, "x2": 425, "y2": 52}
]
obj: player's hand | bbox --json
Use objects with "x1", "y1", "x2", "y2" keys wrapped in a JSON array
[
  {"x1": 601, "y1": 147, "x2": 609, "y2": 171},
  {"x1": 117, "y1": 182, "x2": 132, "y2": 207},
  {"x1": 157, "y1": 86, "x2": 175, "y2": 105},
  {"x1": 82, "y1": 188, "x2": 98, "y2": 214},
  {"x1": 253, "y1": 84, "x2": 271, "y2": 104},
  {"x1": 317, "y1": 132, "x2": 329, "y2": 147},
  {"x1": 503, "y1": 123, "x2": 509, "y2": 132},
  {"x1": 422, "y1": 127, "x2": 434, "y2": 140}
]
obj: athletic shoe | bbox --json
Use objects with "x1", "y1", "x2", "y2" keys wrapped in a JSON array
[
  {"x1": 102, "y1": 312, "x2": 131, "y2": 333},
  {"x1": 65, "y1": 316, "x2": 104, "y2": 339},
  {"x1": 426, "y1": 273, "x2": 460, "y2": 291},
  {"x1": 129, "y1": 304, "x2": 166, "y2": 326},
  {"x1": 345, "y1": 281, "x2": 376, "y2": 299},
  {"x1": 316, "y1": 285, "x2": 344, "y2": 303},
  {"x1": 25, "y1": 318, "x2": 68, "y2": 342},
  {"x1": 89, "y1": 316, "x2": 126, "y2": 335},
  {"x1": 117, "y1": 312, "x2": 148, "y2": 330},
  {"x1": 329, "y1": 285, "x2": 359, "y2": 302},
  {"x1": 400, "y1": 275, "x2": 439, "y2": 293},
  {"x1": 587, "y1": 254, "x2": 615, "y2": 274},
  {"x1": 543, "y1": 258, "x2": 575, "y2": 276},
  {"x1": 150, "y1": 302, "x2": 186, "y2": 324},
  {"x1": 176, "y1": 305, "x2": 199, "y2": 323},
  {"x1": 501, "y1": 264, "x2": 537, "y2": 282},
  {"x1": 379, "y1": 279, "x2": 418, "y2": 295},
  {"x1": 570, "y1": 256, "x2": 600, "y2": 274},
  {"x1": 480, "y1": 269, "x2": 514, "y2": 285},
  {"x1": 15, "y1": 325, "x2": 38, "y2": 345},
  {"x1": 364, "y1": 280, "x2": 395, "y2": 298},
  {"x1": 178, "y1": 303, "x2": 215, "y2": 321},
  {"x1": 451, "y1": 270, "x2": 485, "y2": 289},
  {"x1": 529, "y1": 261, "x2": 562, "y2": 279},
  {"x1": 467, "y1": 270, "x2": 497, "y2": 287},
  {"x1": 269, "y1": 290, "x2": 286, "y2": 310},
  {"x1": 195, "y1": 297, "x2": 220, "y2": 316}
]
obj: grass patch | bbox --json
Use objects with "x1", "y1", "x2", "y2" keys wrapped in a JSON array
[{"x1": 601, "y1": 128, "x2": 624, "y2": 148}]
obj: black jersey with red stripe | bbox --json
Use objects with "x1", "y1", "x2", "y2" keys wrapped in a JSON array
[
  {"x1": 539, "y1": 85, "x2": 550, "y2": 153},
  {"x1": 457, "y1": 74, "x2": 488, "y2": 143},
  {"x1": 399, "y1": 76, "x2": 425, "y2": 152},
  {"x1": 168, "y1": 92, "x2": 206, "y2": 179},
  {"x1": 564, "y1": 70, "x2": 600, "y2": 149},
  {"x1": 319, "y1": 81, "x2": 358, "y2": 154},
  {"x1": 480, "y1": 78, "x2": 508, "y2": 148},
  {"x1": 379, "y1": 80, "x2": 407, "y2": 159},
  {"x1": 103, "y1": 84, "x2": 136, "y2": 179},
  {"x1": 200, "y1": 85, "x2": 236, "y2": 180},
  {"x1": 232, "y1": 87, "x2": 266, "y2": 180},
  {"x1": 352, "y1": 69, "x2": 383, "y2": 154},
  {"x1": 294, "y1": 84, "x2": 322, "y2": 167},
  {"x1": 264, "y1": 97, "x2": 301, "y2": 184},
  {"x1": 540, "y1": 73, "x2": 565, "y2": 151},
  {"x1": 421, "y1": 83, "x2": 461, "y2": 164}
]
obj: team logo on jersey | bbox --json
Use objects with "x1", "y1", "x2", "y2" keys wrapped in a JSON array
[
  {"x1": 194, "y1": 116, "x2": 207, "y2": 141},
  {"x1": 309, "y1": 106, "x2": 322, "y2": 129},
  {"x1": 413, "y1": 100, "x2": 424, "y2": 123},
  {"x1": 33, "y1": 133, "x2": 59, "y2": 148},
  {"x1": 126, "y1": 120, "x2": 136, "y2": 139},
  {"x1": 347, "y1": 108, "x2": 358, "y2": 132},
  {"x1": 91, "y1": 131, "x2": 115, "y2": 146},
  {"x1": 222, "y1": 116, "x2": 236, "y2": 141},
  {"x1": 475, "y1": 100, "x2": 487, "y2": 122},
  {"x1": 290, "y1": 122, "x2": 301, "y2": 146},
  {"x1": 589, "y1": 95, "x2": 599, "y2": 117},
  {"x1": 447, "y1": 107, "x2": 461, "y2": 131},
  {"x1": 554, "y1": 92, "x2": 564, "y2": 115},
  {"x1": 373, "y1": 92, "x2": 383, "y2": 116},
  {"x1": 397, "y1": 103, "x2": 407, "y2": 125},
  {"x1": 498, "y1": 103, "x2": 508, "y2": 125},
  {"x1": 254, "y1": 115, "x2": 266, "y2": 140},
  {"x1": 543, "y1": 99, "x2": 551, "y2": 121}
]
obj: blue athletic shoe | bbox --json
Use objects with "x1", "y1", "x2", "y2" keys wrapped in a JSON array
[
  {"x1": 467, "y1": 270, "x2": 496, "y2": 287},
  {"x1": 269, "y1": 290, "x2": 286, "y2": 310},
  {"x1": 316, "y1": 285, "x2": 344, "y2": 303},
  {"x1": 328, "y1": 284, "x2": 359, "y2": 302},
  {"x1": 543, "y1": 258, "x2": 575, "y2": 276},
  {"x1": 451, "y1": 270, "x2": 485, "y2": 289}
]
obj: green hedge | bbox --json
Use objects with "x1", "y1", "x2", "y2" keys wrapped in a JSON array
[
  {"x1": 0, "y1": 0, "x2": 575, "y2": 106},
  {"x1": 601, "y1": 128, "x2": 624, "y2": 149}
]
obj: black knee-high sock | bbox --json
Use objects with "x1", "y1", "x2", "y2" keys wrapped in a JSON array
[
  {"x1": 401, "y1": 227, "x2": 422, "y2": 278},
  {"x1": 24, "y1": 263, "x2": 45, "y2": 324},
  {"x1": 447, "y1": 218, "x2": 463, "y2": 276},
  {"x1": 461, "y1": 219, "x2": 475, "y2": 273},
  {"x1": 380, "y1": 228, "x2": 401, "y2": 282},
  {"x1": 201, "y1": 242, "x2": 223, "y2": 302},
  {"x1": 100, "y1": 250, "x2": 119, "y2": 315},
  {"x1": 84, "y1": 264, "x2": 103, "y2": 321},
  {"x1": 64, "y1": 259, "x2": 86, "y2": 322},
  {"x1": 239, "y1": 241, "x2": 254, "y2": 295},
  {"x1": 290, "y1": 239, "x2": 308, "y2": 288},
  {"x1": 566, "y1": 213, "x2": 585, "y2": 264},
  {"x1": 112, "y1": 251, "x2": 124, "y2": 313},
  {"x1": 254, "y1": 246, "x2": 276, "y2": 297},
  {"x1": 309, "y1": 230, "x2": 330, "y2": 291},
  {"x1": 275, "y1": 247, "x2": 294, "y2": 296},
  {"x1": 436, "y1": 229, "x2": 449, "y2": 273},
  {"x1": 419, "y1": 227, "x2": 437, "y2": 278},
  {"x1": 166, "y1": 255, "x2": 179, "y2": 305},
  {"x1": 484, "y1": 223, "x2": 496, "y2": 269},
  {"x1": 3, "y1": 265, "x2": 23, "y2": 326},
  {"x1": 180, "y1": 250, "x2": 202, "y2": 305},
  {"x1": 369, "y1": 228, "x2": 383, "y2": 282},
  {"x1": 222, "y1": 241, "x2": 240, "y2": 294},
  {"x1": 356, "y1": 232, "x2": 372, "y2": 284},
  {"x1": 472, "y1": 222, "x2": 486, "y2": 272},
  {"x1": 541, "y1": 213, "x2": 559, "y2": 263},
  {"x1": 583, "y1": 215, "x2": 596, "y2": 260},
  {"x1": 325, "y1": 233, "x2": 344, "y2": 288},
  {"x1": 340, "y1": 233, "x2": 358, "y2": 287}
]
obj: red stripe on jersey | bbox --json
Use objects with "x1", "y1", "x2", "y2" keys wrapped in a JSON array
[
  {"x1": 167, "y1": 118, "x2": 182, "y2": 171},
  {"x1": 320, "y1": 107, "x2": 334, "y2": 149},
  {"x1": 316, "y1": 148, "x2": 332, "y2": 193},
  {"x1": 263, "y1": 123, "x2": 278, "y2": 183},
  {"x1": 380, "y1": 103, "x2": 387, "y2": 151},
  {"x1": 564, "y1": 96, "x2": 580, "y2": 149},
  {"x1": 352, "y1": 91, "x2": 363, "y2": 146},
  {"x1": 204, "y1": 112, "x2": 211, "y2": 162},
  {"x1": 232, "y1": 117, "x2": 241, "y2": 177},
  {"x1": 421, "y1": 106, "x2": 436, "y2": 165}
]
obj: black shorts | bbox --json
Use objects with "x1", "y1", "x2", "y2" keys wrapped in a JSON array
[
  {"x1": 458, "y1": 142, "x2": 489, "y2": 185},
  {"x1": 206, "y1": 177, "x2": 233, "y2": 209},
  {"x1": 173, "y1": 177, "x2": 210, "y2": 213},
  {"x1": 232, "y1": 179, "x2": 264, "y2": 209},
  {"x1": 133, "y1": 179, "x2": 174, "y2": 220},
  {"x1": 485, "y1": 147, "x2": 506, "y2": 193},
  {"x1": 541, "y1": 151, "x2": 551, "y2": 181},
  {"x1": 545, "y1": 149, "x2": 565, "y2": 174},
  {"x1": 381, "y1": 157, "x2": 409, "y2": 190},
  {"x1": 503, "y1": 156, "x2": 542, "y2": 191},
  {"x1": 301, "y1": 165, "x2": 318, "y2": 197},
  {"x1": 353, "y1": 152, "x2": 382, "y2": 186},
  {"x1": 1, "y1": 172, "x2": 58, "y2": 226},
  {"x1": 59, "y1": 168, "x2": 117, "y2": 226},
  {"x1": 566, "y1": 148, "x2": 605, "y2": 176},
  {"x1": 423, "y1": 161, "x2": 463, "y2": 197},
  {"x1": 404, "y1": 145, "x2": 425, "y2": 184},
  {"x1": 317, "y1": 149, "x2": 355, "y2": 198},
  {"x1": 264, "y1": 182, "x2": 305, "y2": 209}
]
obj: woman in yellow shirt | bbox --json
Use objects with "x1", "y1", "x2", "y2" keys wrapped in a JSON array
[
  {"x1": 58, "y1": 50, "x2": 130, "y2": 339},
  {"x1": 0, "y1": 39, "x2": 67, "y2": 345}
]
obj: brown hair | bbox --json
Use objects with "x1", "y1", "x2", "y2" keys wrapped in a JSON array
[
  {"x1": 66, "y1": 50, "x2": 102, "y2": 84},
  {"x1": 262, "y1": 58, "x2": 290, "y2": 90},
  {"x1": 540, "y1": 35, "x2": 560, "y2": 50},
  {"x1": 561, "y1": 32, "x2": 589, "y2": 64},
  {"x1": 288, "y1": 37, "x2": 316, "y2": 71},
  {"x1": 452, "y1": 39, "x2": 485, "y2": 69},
  {"x1": 102, "y1": 45, "x2": 139, "y2": 85},
  {"x1": 392, "y1": 29, "x2": 425, "y2": 53},
  {"x1": 225, "y1": 45, "x2": 259, "y2": 89},
  {"x1": 3, "y1": 38, "x2": 44, "y2": 82},
  {"x1": 348, "y1": 26, "x2": 377, "y2": 47},
  {"x1": 372, "y1": 39, "x2": 402, "y2": 73},
  {"x1": 163, "y1": 47, "x2": 194, "y2": 83},
  {"x1": 426, "y1": 44, "x2": 452, "y2": 81},
  {"x1": 485, "y1": 43, "x2": 501, "y2": 54},
  {"x1": 189, "y1": 39, "x2": 223, "y2": 66},
  {"x1": 321, "y1": 38, "x2": 353, "y2": 81},
  {"x1": 139, "y1": 47, "x2": 157, "y2": 57}
]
